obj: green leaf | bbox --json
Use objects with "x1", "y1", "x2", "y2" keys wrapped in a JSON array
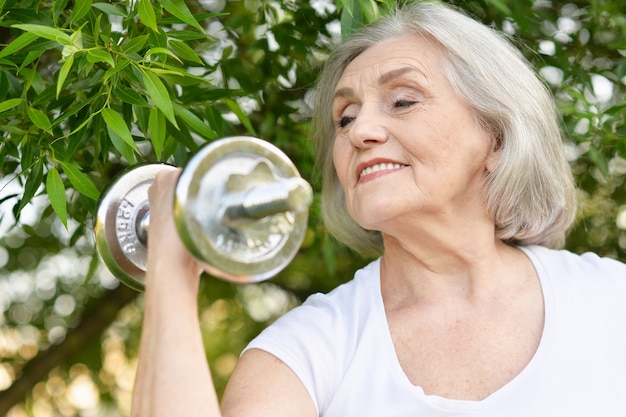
[
  {"x1": 0, "y1": 72, "x2": 8, "y2": 101},
  {"x1": 103, "y1": 58, "x2": 131, "y2": 83},
  {"x1": 15, "y1": 160, "x2": 44, "y2": 218},
  {"x1": 27, "y1": 107, "x2": 52, "y2": 132},
  {"x1": 107, "y1": 127, "x2": 136, "y2": 163},
  {"x1": 138, "y1": 0, "x2": 159, "y2": 32},
  {"x1": 101, "y1": 108, "x2": 139, "y2": 152},
  {"x1": 484, "y1": 0, "x2": 512, "y2": 15},
  {"x1": 92, "y1": 2, "x2": 127, "y2": 16},
  {"x1": 50, "y1": 94, "x2": 100, "y2": 129},
  {"x1": 1, "y1": 124, "x2": 26, "y2": 135},
  {"x1": 222, "y1": 98, "x2": 256, "y2": 135},
  {"x1": 587, "y1": 145, "x2": 610, "y2": 179},
  {"x1": 71, "y1": 0, "x2": 93, "y2": 23},
  {"x1": 362, "y1": 0, "x2": 379, "y2": 23},
  {"x1": 68, "y1": 115, "x2": 94, "y2": 137},
  {"x1": 54, "y1": 0, "x2": 70, "y2": 20},
  {"x1": 168, "y1": 30, "x2": 209, "y2": 41},
  {"x1": 204, "y1": 105, "x2": 224, "y2": 137},
  {"x1": 144, "y1": 66, "x2": 189, "y2": 77},
  {"x1": 12, "y1": 24, "x2": 72, "y2": 45},
  {"x1": 62, "y1": 30, "x2": 84, "y2": 59},
  {"x1": 142, "y1": 70, "x2": 178, "y2": 127},
  {"x1": 20, "y1": 49, "x2": 45, "y2": 70},
  {"x1": 123, "y1": 35, "x2": 149, "y2": 54},
  {"x1": 46, "y1": 167, "x2": 68, "y2": 228},
  {"x1": 67, "y1": 129, "x2": 87, "y2": 159},
  {"x1": 57, "y1": 53, "x2": 74, "y2": 98},
  {"x1": 21, "y1": 140, "x2": 34, "y2": 173},
  {"x1": 144, "y1": 47, "x2": 182, "y2": 63},
  {"x1": 84, "y1": 252, "x2": 100, "y2": 286},
  {"x1": 115, "y1": 86, "x2": 148, "y2": 106},
  {"x1": 86, "y1": 49, "x2": 115, "y2": 67},
  {"x1": 149, "y1": 108, "x2": 166, "y2": 159},
  {"x1": 169, "y1": 39, "x2": 203, "y2": 64},
  {"x1": 59, "y1": 162, "x2": 100, "y2": 200},
  {"x1": 0, "y1": 32, "x2": 38, "y2": 59},
  {"x1": 158, "y1": 0, "x2": 204, "y2": 31},
  {"x1": 340, "y1": 0, "x2": 378, "y2": 24},
  {"x1": 340, "y1": 0, "x2": 365, "y2": 39},
  {"x1": 0, "y1": 98, "x2": 23, "y2": 113},
  {"x1": 604, "y1": 102, "x2": 626, "y2": 116},
  {"x1": 172, "y1": 102, "x2": 217, "y2": 140},
  {"x1": 338, "y1": 0, "x2": 353, "y2": 16}
]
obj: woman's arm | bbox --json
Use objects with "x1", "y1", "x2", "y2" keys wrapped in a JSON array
[
  {"x1": 222, "y1": 349, "x2": 317, "y2": 417},
  {"x1": 131, "y1": 169, "x2": 220, "y2": 417},
  {"x1": 130, "y1": 169, "x2": 316, "y2": 417}
]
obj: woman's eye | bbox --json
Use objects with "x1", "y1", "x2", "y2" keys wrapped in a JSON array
[
  {"x1": 336, "y1": 116, "x2": 354, "y2": 128},
  {"x1": 394, "y1": 99, "x2": 417, "y2": 108}
]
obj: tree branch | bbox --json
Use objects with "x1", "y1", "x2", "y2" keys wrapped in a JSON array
[{"x1": 0, "y1": 284, "x2": 138, "y2": 415}]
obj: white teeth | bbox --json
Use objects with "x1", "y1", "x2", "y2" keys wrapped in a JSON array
[{"x1": 360, "y1": 163, "x2": 404, "y2": 178}]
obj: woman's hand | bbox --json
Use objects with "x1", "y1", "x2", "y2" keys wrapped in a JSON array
[{"x1": 145, "y1": 168, "x2": 203, "y2": 291}]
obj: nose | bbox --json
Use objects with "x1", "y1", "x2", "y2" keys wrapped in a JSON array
[{"x1": 348, "y1": 103, "x2": 388, "y2": 149}]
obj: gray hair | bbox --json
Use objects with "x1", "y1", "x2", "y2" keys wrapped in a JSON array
[{"x1": 312, "y1": 0, "x2": 577, "y2": 257}]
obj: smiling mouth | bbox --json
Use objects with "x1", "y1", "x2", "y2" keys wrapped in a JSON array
[{"x1": 359, "y1": 163, "x2": 405, "y2": 179}]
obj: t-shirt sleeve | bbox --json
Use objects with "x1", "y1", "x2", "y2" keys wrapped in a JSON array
[
  {"x1": 243, "y1": 292, "x2": 348, "y2": 414},
  {"x1": 524, "y1": 245, "x2": 626, "y2": 315}
]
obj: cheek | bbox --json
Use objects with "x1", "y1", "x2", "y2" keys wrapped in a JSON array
[{"x1": 332, "y1": 139, "x2": 351, "y2": 187}]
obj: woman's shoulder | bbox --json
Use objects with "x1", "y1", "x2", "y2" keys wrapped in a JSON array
[
  {"x1": 520, "y1": 245, "x2": 626, "y2": 295},
  {"x1": 305, "y1": 258, "x2": 381, "y2": 308},
  {"x1": 243, "y1": 258, "x2": 383, "y2": 410},
  {"x1": 521, "y1": 245, "x2": 626, "y2": 274},
  {"x1": 246, "y1": 257, "x2": 381, "y2": 336},
  {"x1": 259, "y1": 258, "x2": 381, "y2": 340}
]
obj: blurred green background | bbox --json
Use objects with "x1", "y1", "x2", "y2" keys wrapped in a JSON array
[{"x1": 0, "y1": 0, "x2": 624, "y2": 415}]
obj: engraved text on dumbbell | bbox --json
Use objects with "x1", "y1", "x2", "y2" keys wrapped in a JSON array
[{"x1": 117, "y1": 198, "x2": 137, "y2": 255}]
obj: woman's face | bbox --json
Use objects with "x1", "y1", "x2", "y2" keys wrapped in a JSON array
[{"x1": 332, "y1": 34, "x2": 497, "y2": 236}]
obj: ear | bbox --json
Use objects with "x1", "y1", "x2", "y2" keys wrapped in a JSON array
[
  {"x1": 485, "y1": 133, "x2": 502, "y2": 173},
  {"x1": 485, "y1": 152, "x2": 499, "y2": 173}
]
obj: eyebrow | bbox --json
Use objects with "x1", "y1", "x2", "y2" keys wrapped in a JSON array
[
  {"x1": 333, "y1": 66, "x2": 427, "y2": 100},
  {"x1": 378, "y1": 66, "x2": 426, "y2": 85}
]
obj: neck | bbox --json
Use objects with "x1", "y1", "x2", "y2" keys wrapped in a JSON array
[{"x1": 379, "y1": 225, "x2": 525, "y2": 308}]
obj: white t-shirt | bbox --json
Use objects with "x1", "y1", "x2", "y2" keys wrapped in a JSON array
[{"x1": 245, "y1": 245, "x2": 626, "y2": 416}]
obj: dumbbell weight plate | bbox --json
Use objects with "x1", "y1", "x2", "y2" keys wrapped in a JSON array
[
  {"x1": 175, "y1": 136, "x2": 311, "y2": 283},
  {"x1": 94, "y1": 163, "x2": 177, "y2": 291}
]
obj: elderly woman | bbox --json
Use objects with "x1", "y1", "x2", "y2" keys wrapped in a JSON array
[{"x1": 131, "y1": 1, "x2": 626, "y2": 416}]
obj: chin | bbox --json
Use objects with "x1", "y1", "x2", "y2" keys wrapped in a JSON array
[{"x1": 350, "y1": 212, "x2": 388, "y2": 233}]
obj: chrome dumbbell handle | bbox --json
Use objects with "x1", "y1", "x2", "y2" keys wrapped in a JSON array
[
  {"x1": 135, "y1": 212, "x2": 150, "y2": 245},
  {"x1": 133, "y1": 177, "x2": 311, "y2": 237},
  {"x1": 95, "y1": 136, "x2": 312, "y2": 291},
  {"x1": 224, "y1": 177, "x2": 312, "y2": 225}
]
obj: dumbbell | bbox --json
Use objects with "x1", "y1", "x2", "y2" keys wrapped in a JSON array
[{"x1": 94, "y1": 136, "x2": 313, "y2": 291}]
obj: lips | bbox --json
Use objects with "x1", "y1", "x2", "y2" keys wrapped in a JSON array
[
  {"x1": 356, "y1": 159, "x2": 407, "y2": 180},
  {"x1": 360, "y1": 162, "x2": 405, "y2": 178}
]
